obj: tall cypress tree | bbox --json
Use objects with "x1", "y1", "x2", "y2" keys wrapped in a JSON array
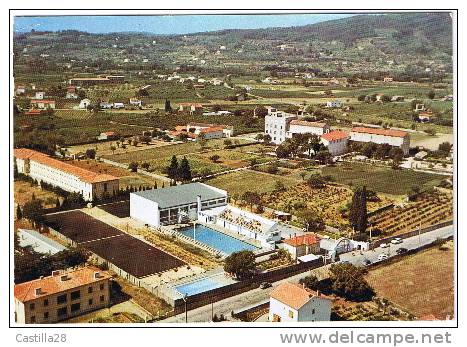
[
  {"x1": 167, "y1": 155, "x2": 179, "y2": 179},
  {"x1": 164, "y1": 99, "x2": 172, "y2": 112},
  {"x1": 178, "y1": 157, "x2": 192, "y2": 182},
  {"x1": 349, "y1": 186, "x2": 368, "y2": 234}
]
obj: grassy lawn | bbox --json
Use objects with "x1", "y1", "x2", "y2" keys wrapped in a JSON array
[
  {"x1": 321, "y1": 162, "x2": 445, "y2": 196},
  {"x1": 206, "y1": 169, "x2": 301, "y2": 197},
  {"x1": 366, "y1": 241, "x2": 454, "y2": 319}
]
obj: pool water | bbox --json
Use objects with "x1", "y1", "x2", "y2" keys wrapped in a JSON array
[
  {"x1": 175, "y1": 277, "x2": 226, "y2": 296},
  {"x1": 178, "y1": 224, "x2": 258, "y2": 255}
]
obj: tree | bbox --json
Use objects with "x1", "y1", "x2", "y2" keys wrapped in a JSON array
[
  {"x1": 140, "y1": 135, "x2": 151, "y2": 145},
  {"x1": 22, "y1": 199, "x2": 44, "y2": 226},
  {"x1": 223, "y1": 250, "x2": 256, "y2": 280},
  {"x1": 438, "y1": 142, "x2": 452, "y2": 155},
  {"x1": 128, "y1": 162, "x2": 139, "y2": 172},
  {"x1": 349, "y1": 186, "x2": 367, "y2": 234},
  {"x1": 223, "y1": 139, "x2": 232, "y2": 147},
  {"x1": 255, "y1": 133, "x2": 264, "y2": 142},
  {"x1": 263, "y1": 134, "x2": 272, "y2": 145},
  {"x1": 427, "y1": 90, "x2": 436, "y2": 99},
  {"x1": 85, "y1": 148, "x2": 96, "y2": 159},
  {"x1": 141, "y1": 162, "x2": 150, "y2": 170},
  {"x1": 315, "y1": 150, "x2": 333, "y2": 165},
  {"x1": 209, "y1": 154, "x2": 221, "y2": 163},
  {"x1": 299, "y1": 275, "x2": 319, "y2": 290},
  {"x1": 307, "y1": 174, "x2": 326, "y2": 189},
  {"x1": 297, "y1": 209, "x2": 325, "y2": 231},
  {"x1": 357, "y1": 95, "x2": 366, "y2": 101},
  {"x1": 16, "y1": 205, "x2": 22, "y2": 220},
  {"x1": 110, "y1": 145, "x2": 116, "y2": 154},
  {"x1": 164, "y1": 99, "x2": 172, "y2": 112},
  {"x1": 178, "y1": 157, "x2": 192, "y2": 181},
  {"x1": 242, "y1": 191, "x2": 261, "y2": 211},
  {"x1": 275, "y1": 144, "x2": 292, "y2": 158},
  {"x1": 167, "y1": 156, "x2": 179, "y2": 179},
  {"x1": 329, "y1": 263, "x2": 375, "y2": 301}
]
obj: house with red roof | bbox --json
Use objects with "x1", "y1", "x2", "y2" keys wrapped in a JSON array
[
  {"x1": 178, "y1": 102, "x2": 203, "y2": 115},
  {"x1": 320, "y1": 130, "x2": 349, "y2": 156},
  {"x1": 14, "y1": 266, "x2": 111, "y2": 324},
  {"x1": 269, "y1": 282, "x2": 332, "y2": 322},
  {"x1": 30, "y1": 99, "x2": 56, "y2": 110},
  {"x1": 282, "y1": 233, "x2": 321, "y2": 260}
]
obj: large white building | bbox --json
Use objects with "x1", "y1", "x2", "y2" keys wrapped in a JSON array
[
  {"x1": 264, "y1": 108, "x2": 298, "y2": 144},
  {"x1": 320, "y1": 130, "x2": 349, "y2": 156},
  {"x1": 264, "y1": 107, "x2": 331, "y2": 145},
  {"x1": 350, "y1": 126, "x2": 410, "y2": 155},
  {"x1": 269, "y1": 282, "x2": 332, "y2": 322},
  {"x1": 14, "y1": 148, "x2": 119, "y2": 201},
  {"x1": 130, "y1": 183, "x2": 228, "y2": 227}
]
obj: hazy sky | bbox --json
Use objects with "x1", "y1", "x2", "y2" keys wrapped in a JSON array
[{"x1": 13, "y1": 14, "x2": 356, "y2": 35}]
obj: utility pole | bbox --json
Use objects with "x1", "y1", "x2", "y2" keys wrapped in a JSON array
[
  {"x1": 183, "y1": 294, "x2": 188, "y2": 323},
  {"x1": 418, "y1": 221, "x2": 422, "y2": 246}
]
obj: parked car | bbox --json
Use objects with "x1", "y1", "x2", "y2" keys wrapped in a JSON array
[
  {"x1": 260, "y1": 282, "x2": 272, "y2": 289},
  {"x1": 378, "y1": 253, "x2": 389, "y2": 261},
  {"x1": 361, "y1": 258, "x2": 372, "y2": 266},
  {"x1": 391, "y1": 238, "x2": 403, "y2": 244},
  {"x1": 380, "y1": 243, "x2": 389, "y2": 248},
  {"x1": 396, "y1": 247, "x2": 408, "y2": 255}
]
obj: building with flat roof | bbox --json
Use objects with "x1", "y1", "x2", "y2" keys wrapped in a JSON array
[
  {"x1": 130, "y1": 183, "x2": 228, "y2": 227},
  {"x1": 269, "y1": 282, "x2": 332, "y2": 322},
  {"x1": 14, "y1": 148, "x2": 119, "y2": 201},
  {"x1": 350, "y1": 126, "x2": 410, "y2": 155},
  {"x1": 14, "y1": 266, "x2": 111, "y2": 324},
  {"x1": 17, "y1": 229, "x2": 67, "y2": 255}
]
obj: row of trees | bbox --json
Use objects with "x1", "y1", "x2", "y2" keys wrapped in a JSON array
[{"x1": 166, "y1": 156, "x2": 192, "y2": 181}]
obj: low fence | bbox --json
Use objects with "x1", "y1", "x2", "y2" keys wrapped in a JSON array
[
  {"x1": 172, "y1": 258, "x2": 324, "y2": 314},
  {"x1": 371, "y1": 220, "x2": 453, "y2": 248}
]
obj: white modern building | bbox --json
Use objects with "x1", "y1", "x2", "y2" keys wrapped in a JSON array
[
  {"x1": 198, "y1": 204, "x2": 281, "y2": 248},
  {"x1": 269, "y1": 282, "x2": 332, "y2": 322},
  {"x1": 350, "y1": 126, "x2": 410, "y2": 155},
  {"x1": 130, "y1": 183, "x2": 228, "y2": 228},
  {"x1": 14, "y1": 148, "x2": 119, "y2": 201},
  {"x1": 320, "y1": 130, "x2": 349, "y2": 156},
  {"x1": 78, "y1": 99, "x2": 91, "y2": 109},
  {"x1": 186, "y1": 122, "x2": 234, "y2": 138}
]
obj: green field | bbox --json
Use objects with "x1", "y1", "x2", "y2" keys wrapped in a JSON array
[{"x1": 321, "y1": 162, "x2": 445, "y2": 195}]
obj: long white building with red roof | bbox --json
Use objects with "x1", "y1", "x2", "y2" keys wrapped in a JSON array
[
  {"x1": 350, "y1": 126, "x2": 410, "y2": 155},
  {"x1": 14, "y1": 148, "x2": 119, "y2": 201}
]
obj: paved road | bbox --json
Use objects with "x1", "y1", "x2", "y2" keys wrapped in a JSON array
[
  {"x1": 339, "y1": 225, "x2": 453, "y2": 266},
  {"x1": 160, "y1": 225, "x2": 453, "y2": 323}
]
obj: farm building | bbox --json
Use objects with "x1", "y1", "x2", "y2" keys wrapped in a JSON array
[
  {"x1": 326, "y1": 100, "x2": 343, "y2": 108},
  {"x1": 288, "y1": 120, "x2": 331, "y2": 138},
  {"x1": 130, "y1": 183, "x2": 228, "y2": 228},
  {"x1": 269, "y1": 282, "x2": 332, "y2": 322},
  {"x1": 78, "y1": 98, "x2": 91, "y2": 109},
  {"x1": 14, "y1": 148, "x2": 119, "y2": 201},
  {"x1": 14, "y1": 266, "x2": 111, "y2": 324},
  {"x1": 185, "y1": 122, "x2": 234, "y2": 138},
  {"x1": 320, "y1": 130, "x2": 349, "y2": 156},
  {"x1": 97, "y1": 131, "x2": 118, "y2": 141},
  {"x1": 179, "y1": 103, "x2": 203, "y2": 115},
  {"x1": 350, "y1": 126, "x2": 410, "y2": 155}
]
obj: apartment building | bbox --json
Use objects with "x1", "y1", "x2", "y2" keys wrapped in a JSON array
[
  {"x1": 14, "y1": 148, "x2": 119, "y2": 201},
  {"x1": 14, "y1": 266, "x2": 111, "y2": 324},
  {"x1": 350, "y1": 126, "x2": 410, "y2": 155},
  {"x1": 264, "y1": 107, "x2": 297, "y2": 144}
]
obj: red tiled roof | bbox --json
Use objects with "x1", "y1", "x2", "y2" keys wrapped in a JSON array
[
  {"x1": 321, "y1": 130, "x2": 349, "y2": 142},
  {"x1": 351, "y1": 126, "x2": 408, "y2": 138},
  {"x1": 290, "y1": 120, "x2": 328, "y2": 128},
  {"x1": 30, "y1": 100, "x2": 55, "y2": 104},
  {"x1": 283, "y1": 234, "x2": 321, "y2": 247},
  {"x1": 14, "y1": 148, "x2": 118, "y2": 184},
  {"x1": 199, "y1": 126, "x2": 224, "y2": 134},
  {"x1": 14, "y1": 266, "x2": 111, "y2": 303},
  {"x1": 25, "y1": 109, "x2": 45, "y2": 115},
  {"x1": 179, "y1": 103, "x2": 203, "y2": 108},
  {"x1": 270, "y1": 282, "x2": 332, "y2": 310}
]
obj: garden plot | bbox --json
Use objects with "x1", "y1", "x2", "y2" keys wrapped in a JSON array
[
  {"x1": 369, "y1": 190, "x2": 453, "y2": 236},
  {"x1": 262, "y1": 184, "x2": 394, "y2": 231}
]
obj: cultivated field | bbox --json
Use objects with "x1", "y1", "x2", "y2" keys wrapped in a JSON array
[
  {"x1": 321, "y1": 162, "x2": 445, "y2": 196},
  {"x1": 14, "y1": 180, "x2": 61, "y2": 208},
  {"x1": 366, "y1": 241, "x2": 454, "y2": 320}
]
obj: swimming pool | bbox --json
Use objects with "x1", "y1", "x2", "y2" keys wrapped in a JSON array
[
  {"x1": 175, "y1": 276, "x2": 226, "y2": 297},
  {"x1": 178, "y1": 224, "x2": 258, "y2": 255}
]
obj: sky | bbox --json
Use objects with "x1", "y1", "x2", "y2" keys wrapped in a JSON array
[{"x1": 13, "y1": 14, "x2": 355, "y2": 35}]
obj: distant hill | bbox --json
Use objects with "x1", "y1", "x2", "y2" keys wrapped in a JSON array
[{"x1": 189, "y1": 13, "x2": 452, "y2": 55}]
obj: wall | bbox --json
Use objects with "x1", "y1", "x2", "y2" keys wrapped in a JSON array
[
  {"x1": 269, "y1": 297, "x2": 298, "y2": 322},
  {"x1": 298, "y1": 297, "x2": 332, "y2": 322},
  {"x1": 129, "y1": 194, "x2": 159, "y2": 227}
]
